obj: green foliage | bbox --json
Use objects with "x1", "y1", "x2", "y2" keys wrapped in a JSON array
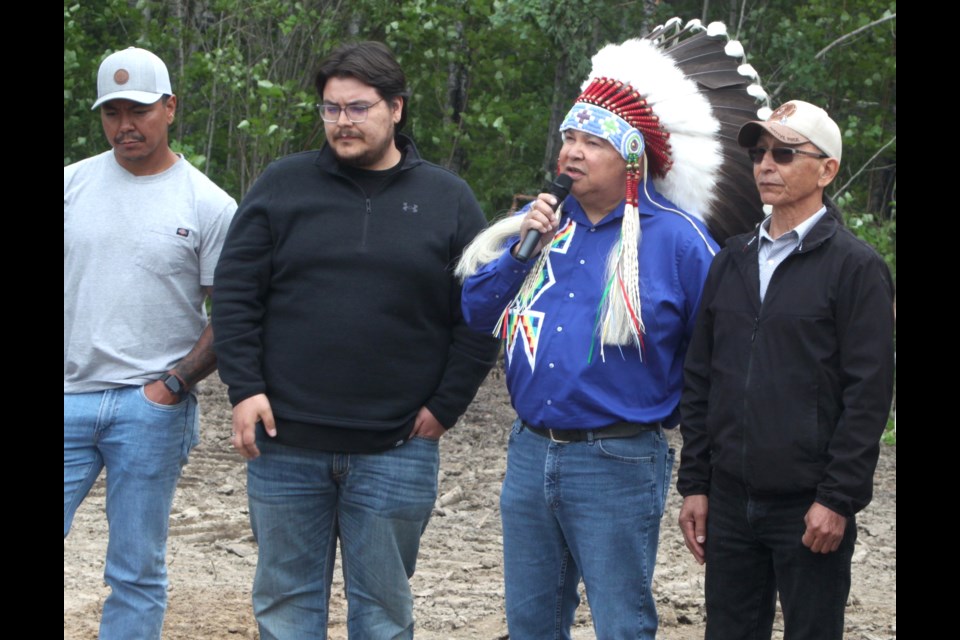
[
  {"x1": 168, "y1": 140, "x2": 206, "y2": 170},
  {"x1": 377, "y1": 0, "x2": 558, "y2": 213},
  {"x1": 882, "y1": 414, "x2": 896, "y2": 446},
  {"x1": 845, "y1": 204, "x2": 896, "y2": 281},
  {"x1": 64, "y1": 0, "x2": 144, "y2": 166},
  {"x1": 64, "y1": 0, "x2": 896, "y2": 262}
]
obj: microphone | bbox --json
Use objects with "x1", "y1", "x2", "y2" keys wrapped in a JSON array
[{"x1": 515, "y1": 173, "x2": 573, "y2": 262}]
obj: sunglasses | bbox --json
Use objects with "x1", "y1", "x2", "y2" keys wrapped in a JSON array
[{"x1": 748, "y1": 146, "x2": 829, "y2": 164}]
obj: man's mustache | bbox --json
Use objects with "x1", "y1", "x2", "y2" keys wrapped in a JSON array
[{"x1": 114, "y1": 133, "x2": 146, "y2": 144}]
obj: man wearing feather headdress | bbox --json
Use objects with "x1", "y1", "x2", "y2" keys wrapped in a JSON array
[
  {"x1": 678, "y1": 100, "x2": 895, "y2": 640},
  {"x1": 457, "y1": 20, "x2": 767, "y2": 639}
]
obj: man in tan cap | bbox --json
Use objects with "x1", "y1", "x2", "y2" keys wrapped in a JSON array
[
  {"x1": 64, "y1": 47, "x2": 236, "y2": 638},
  {"x1": 677, "y1": 100, "x2": 895, "y2": 639}
]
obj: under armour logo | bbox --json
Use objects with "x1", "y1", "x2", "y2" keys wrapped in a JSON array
[{"x1": 402, "y1": 202, "x2": 419, "y2": 213}]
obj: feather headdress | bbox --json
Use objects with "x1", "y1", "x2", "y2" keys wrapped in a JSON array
[{"x1": 457, "y1": 18, "x2": 770, "y2": 356}]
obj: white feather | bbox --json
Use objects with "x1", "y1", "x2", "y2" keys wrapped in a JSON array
[
  {"x1": 737, "y1": 63, "x2": 757, "y2": 79},
  {"x1": 706, "y1": 21, "x2": 727, "y2": 37},
  {"x1": 725, "y1": 40, "x2": 745, "y2": 58}
]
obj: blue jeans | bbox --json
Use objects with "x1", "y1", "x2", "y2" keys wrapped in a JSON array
[
  {"x1": 704, "y1": 471, "x2": 856, "y2": 640},
  {"x1": 500, "y1": 420, "x2": 674, "y2": 640},
  {"x1": 247, "y1": 434, "x2": 440, "y2": 640},
  {"x1": 63, "y1": 387, "x2": 200, "y2": 640}
]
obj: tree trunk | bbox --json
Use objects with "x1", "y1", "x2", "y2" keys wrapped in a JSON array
[{"x1": 541, "y1": 52, "x2": 569, "y2": 181}]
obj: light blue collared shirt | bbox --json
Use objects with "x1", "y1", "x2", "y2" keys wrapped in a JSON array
[{"x1": 758, "y1": 206, "x2": 827, "y2": 301}]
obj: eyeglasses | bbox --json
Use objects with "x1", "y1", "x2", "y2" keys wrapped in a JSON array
[
  {"x1": 748, "y1": 146, "x2": 829, "y2": 165},
  {"x1": 317, "y1": 98, "x2": 384, "y2": 123}
]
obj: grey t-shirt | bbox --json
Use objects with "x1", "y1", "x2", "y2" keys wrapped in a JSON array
[{"x1": 64, "y1": 151, "x2": 236, "y2": 393}]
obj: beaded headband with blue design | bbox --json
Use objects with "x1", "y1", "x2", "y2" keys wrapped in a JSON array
[{"x1": 559, "y1": 102, "x2": 645, "y2": 164}]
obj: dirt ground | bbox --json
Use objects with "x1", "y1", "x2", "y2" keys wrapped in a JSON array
[{"x1": 64, "y1": 371, "x2": 896, "y2": 639}]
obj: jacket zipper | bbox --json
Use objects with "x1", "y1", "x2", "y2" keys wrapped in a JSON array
[
  {"x1": 741, "y1": 315, "x2": 757, "y2": 484},
  {"x1": 361, "y1": 197, "x2": 372, "y2": 250},
  {"x1": 739, "y1": 241, "x2": 802, "y2": 483}
]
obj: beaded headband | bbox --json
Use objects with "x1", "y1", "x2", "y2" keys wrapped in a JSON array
[{"x1": 560, "y1": 77, "x2": 673, "y2": 181}]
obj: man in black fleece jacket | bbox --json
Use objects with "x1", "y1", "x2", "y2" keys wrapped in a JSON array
[{"x1": 212, "y1": 42, "x2": 499, "y2": 639}]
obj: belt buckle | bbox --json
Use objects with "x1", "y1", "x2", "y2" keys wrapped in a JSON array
[{"x1": 548, "y1": 429, "x2": 566, "y2": 443}]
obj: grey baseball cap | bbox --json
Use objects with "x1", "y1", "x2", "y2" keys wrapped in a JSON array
[{"x1": 91, "y1": 47, "x2": 172, "y2": 110}]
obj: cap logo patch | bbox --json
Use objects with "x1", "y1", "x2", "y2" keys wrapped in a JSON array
[
  {"x1": 769, "y1": 102, "x2": 796, "y2": 124},
  {"x1": 114, "y1": 69, "x2": 130, "y2": 85}
]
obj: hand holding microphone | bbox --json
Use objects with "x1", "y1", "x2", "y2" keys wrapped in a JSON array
[{"x1": 514, "y1": 174, "x2": 573, "y2": 262}]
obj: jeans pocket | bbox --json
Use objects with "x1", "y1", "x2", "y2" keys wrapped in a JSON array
[
  {"x1": 660, "y1": 447, "x2": 676, "y2": 518},
  {"x1": 597, "y1": 435, "x2": 656, "y2": 464},
  {"x1": 508, "y1": 418, "x2": 524, "y2": 443},
  {"x1": 118, "y1": 386, "x2": 199, "y2": 470},
  {"x1": 137, "y1": 385, "x2": 188, "y2": 411}
]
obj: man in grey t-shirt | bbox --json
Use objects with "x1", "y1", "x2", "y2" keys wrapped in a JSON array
[{"x1": 63, "y1": 47, "x2": 236, "y2": 639}]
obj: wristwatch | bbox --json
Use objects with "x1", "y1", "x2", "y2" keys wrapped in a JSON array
[{"x1": 160, "y1": 373, "x2": 187, "y2": 400}]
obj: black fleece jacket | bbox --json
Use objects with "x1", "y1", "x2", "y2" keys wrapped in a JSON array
[
  {"x1": 213, "y1": 136, "x2": 499, "y2": 449},
  {"x1": 678, "y1": 203, "x2": 894, "y2": 517}
]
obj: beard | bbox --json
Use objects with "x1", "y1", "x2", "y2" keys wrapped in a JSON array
[{"x1": 330, "y1": 125, "x2": 398, "y2": 170}]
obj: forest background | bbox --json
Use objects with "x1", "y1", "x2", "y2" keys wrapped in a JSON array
[{"x1": 64, "y1": 0, "x2": 895, "y2": 264}]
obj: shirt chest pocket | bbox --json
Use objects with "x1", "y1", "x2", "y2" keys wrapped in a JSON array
[{"x1": 135, "y1": 226, "x2": 194, "y2": 276}]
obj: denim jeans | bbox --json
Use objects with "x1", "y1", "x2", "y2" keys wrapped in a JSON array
[
  {"x1": 63, "y1": 386, "x2": 200, "y2": 640},
  {"x1": 500, "y1": 420, "x2": 674, "y2": 640},
  {"x1": 704, "y1": 471, "x2": 856, "y2": 640},
  {"x1": 247, "y1": 434, "x2": 440, "y2": 640}
]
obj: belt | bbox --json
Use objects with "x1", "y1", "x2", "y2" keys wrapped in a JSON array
[{"x1": 523, "y1": 421, "x2": 660, "y2": 443}]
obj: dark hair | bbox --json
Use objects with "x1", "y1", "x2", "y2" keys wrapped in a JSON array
[{"x1": 314, "y1": 41, "x2": 410, "y2": 132}]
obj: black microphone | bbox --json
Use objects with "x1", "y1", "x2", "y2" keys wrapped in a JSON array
[{"x1": 515, "y1": 173, "x2": 573, "y2": 262}]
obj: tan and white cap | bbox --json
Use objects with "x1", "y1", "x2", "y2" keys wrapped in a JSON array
[
  {"x1": 91, "y1": 47, "x2": 172, "y2": 110},
  {"x1": 738, "y1": 100, "x2": 842, "y2": 162}
]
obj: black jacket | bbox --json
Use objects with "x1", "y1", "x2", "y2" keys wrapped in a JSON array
[
  {"x1": 678, "y1": 205, "x2": 894, "y2": 517},
  {"x1": 213, "y1": 136, "x2": 499, "y2": 449}
]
